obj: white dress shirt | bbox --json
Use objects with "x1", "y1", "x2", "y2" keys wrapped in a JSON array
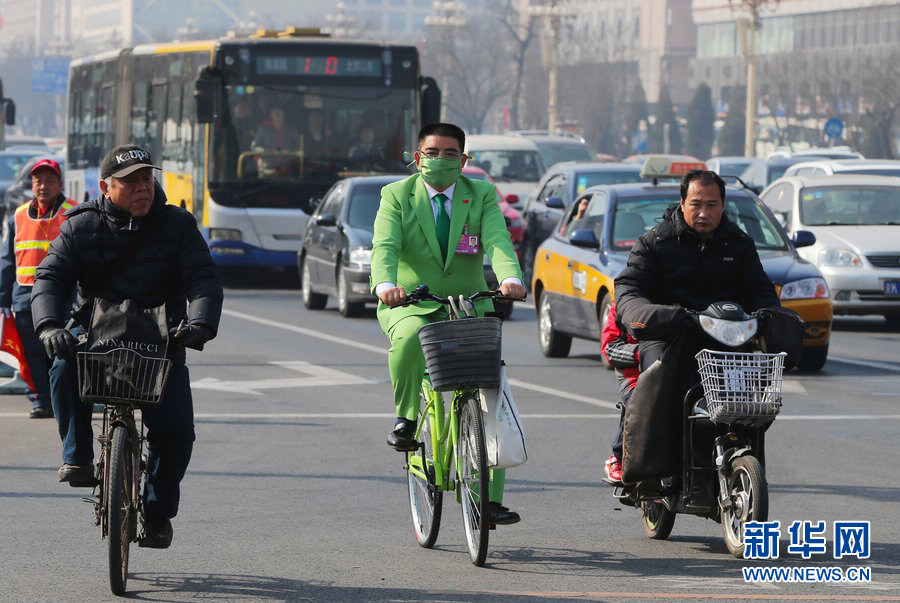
[{"x1": 375, "y1": 180, "x2": 522, "y2": 296}]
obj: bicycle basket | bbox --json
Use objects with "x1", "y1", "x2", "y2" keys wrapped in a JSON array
[
  {"x1": 694, "y1": 349, "x2": 785, "y2": 425},
  {"x1": 418, "y1": 317, "x2": 502, "y2": 392},
  {"x1": 77, "y1": 348, "x2": 172, "y2": 405}
]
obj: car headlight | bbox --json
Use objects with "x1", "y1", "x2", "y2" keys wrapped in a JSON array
[
  {"x1": 699, "y1": 315, "x2": 758, "y2": 347},
  {"x1": 818, "y1": 248, "x2": 862, "y2": 267},
  {"x1": 780, "y1": 277, "x2": 829, "y2": 300},
  {"x1": 209, "y1": 228, "x2": 242, "y2": 242},
  {"x1": 348, "y1": 248, "x2": 371, "y2": 266}
]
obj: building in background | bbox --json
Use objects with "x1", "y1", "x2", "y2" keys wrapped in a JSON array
[
  {"x1": 691, "y1": 0, "x2": 900, "y2": 153},
  {"x1": 558, "y1": 0, "x2": 696, "y2": 106}
]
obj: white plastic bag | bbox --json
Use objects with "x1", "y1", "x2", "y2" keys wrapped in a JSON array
[{"x1": 479, "y1": 366, "x2": 527, "y2": 469}]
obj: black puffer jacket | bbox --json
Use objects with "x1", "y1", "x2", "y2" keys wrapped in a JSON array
[
  {"x1": 614, "y1": 205, "x2": 778, "y2": 340},
  {"x1": 31, "y1": 183, "x2": 223, "y2": 360}
]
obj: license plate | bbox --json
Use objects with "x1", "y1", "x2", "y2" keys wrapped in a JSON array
[{"x1": 884, "y1": 281, "x2": 900, "y2": 297}]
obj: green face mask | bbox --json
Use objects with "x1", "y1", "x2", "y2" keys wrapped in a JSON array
[{"x1": 418, "y1": 156, "x2": 462, "y2": 189}]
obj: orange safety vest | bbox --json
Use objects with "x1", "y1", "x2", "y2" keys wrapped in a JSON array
[{"x1": 14, "y1": 198, "x2": 77, "y2": 286}]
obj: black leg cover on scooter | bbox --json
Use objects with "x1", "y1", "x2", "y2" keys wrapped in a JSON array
[{"x1": 622, "y1": 333, "x2": 698, "y2": 483}]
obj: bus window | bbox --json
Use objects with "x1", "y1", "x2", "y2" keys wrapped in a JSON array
[
  {"x1": 97, "y1": 85, "x2": 114, "y2": 157},
  {"x1": 148, "y1": 83, "x2": 166, "y2": 161},
  {"x1": 164, "y1": 81, "x2": 182, "y2": 162},
  {"x1": 131, "y1": 81, "x2": 149, "y2": 146},
  {"x1": 180, "y1": 80, "x2": 194, "y2": 155}
]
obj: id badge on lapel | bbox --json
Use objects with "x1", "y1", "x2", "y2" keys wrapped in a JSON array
[{"x1": 455, "y1": 224, "x2": 480, "y2": 255}]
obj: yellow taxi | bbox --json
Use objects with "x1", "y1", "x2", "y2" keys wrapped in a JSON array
[{"x1": 531, "y1": 157, "x2": 833, "y2": 371}]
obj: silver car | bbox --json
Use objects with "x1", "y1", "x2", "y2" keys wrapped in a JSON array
[
  {"x1": 783, "y1": 159, "x2": 900, "y2": 178},
  {"x1": 760, "y1": 174, "x2": 900, "y2": 322}
]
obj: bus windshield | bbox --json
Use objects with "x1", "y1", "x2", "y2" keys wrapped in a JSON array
[{"x1": 209, "y1": 84, "x2": 415, "y2": 194}]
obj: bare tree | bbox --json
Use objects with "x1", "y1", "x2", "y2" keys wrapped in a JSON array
[
  {"x1": 858, "y1": 51, "x2": 900, "y2": 158},
  {"x1": 499, "y1": 0, "x2": 537, "y2": 131},
  {"x1": 423, "y1": 16, "x2": 513, "y2": 133}
]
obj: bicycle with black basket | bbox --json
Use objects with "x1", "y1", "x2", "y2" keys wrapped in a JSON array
[
  {"x1": 76, "y1": 331, "x2": 173, "y2": 595},
  {"x1": 610, "y1": 301, "x2": 786, "y2": 557},
  {"x1": 393, "y1": 285, "x2": 523, "y2": 567}
]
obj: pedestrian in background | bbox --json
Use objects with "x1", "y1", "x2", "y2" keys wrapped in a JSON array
[{"x1": 0, "y1": 159, "x2": 77, "y2": 418}]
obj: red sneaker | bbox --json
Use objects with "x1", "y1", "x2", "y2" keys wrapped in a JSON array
[{"x1": 605, "y1": 454, "x2": 623, "y2": 483}]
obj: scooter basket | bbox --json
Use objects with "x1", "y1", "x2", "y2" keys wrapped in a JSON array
[
  {"x1": 418, "y1": 317, "x2": 502, "y2": 392},
  {"x1": 694, "y1": 349, "x2": 785, "y2": 425},
  {"x1": 77, "y1": 349, "x2": 172, "y2": 406}
]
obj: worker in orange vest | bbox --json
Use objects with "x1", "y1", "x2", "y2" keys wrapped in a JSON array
[{"x1": 0, "y1": 159, "x2": 77, "y2": 418}]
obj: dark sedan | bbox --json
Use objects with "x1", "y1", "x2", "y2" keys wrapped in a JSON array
[
  {"x1": 0, "y1": 149, "x2": 43, "y2": 214},
  {"x1": 299, "y1": 175, "x2": 404, "y2": 317},
  {"x1": 300, "y1": 174, "x2": 519, "y2": 319},
  {"x1": 3, "y1": 154, "x2": 65, "y2": 218},
  {"x1": 521, "y1": 161, "x2": 644, "y2": 281}
]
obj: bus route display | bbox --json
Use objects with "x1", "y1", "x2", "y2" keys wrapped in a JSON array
[{"x1": 256, "y1": 55, "x2": 382, "y2": 77}]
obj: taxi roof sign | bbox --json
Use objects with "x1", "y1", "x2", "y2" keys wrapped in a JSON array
[{"x1": 639, "y1": 156, "x2": 707, "y2": 180}]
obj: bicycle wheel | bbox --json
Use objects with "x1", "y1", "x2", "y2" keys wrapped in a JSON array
[
  {"x1": 457, "y1": 395, "x2": 490, "y2": 567},
  {"x1": 107, "y1": 425, "x2": 134, "y2": 596},
  {"x1": 406, "y1": 408, "x2": 443, "y2": 548}
]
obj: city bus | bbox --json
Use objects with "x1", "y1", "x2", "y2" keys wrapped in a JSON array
[{"x1": 66, "y1": 29, "x2": 439, "y2": 271}]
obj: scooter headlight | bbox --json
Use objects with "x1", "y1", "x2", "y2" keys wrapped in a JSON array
[{"x1": 698, "y1": 315, "x2": 758, "y2": 347}]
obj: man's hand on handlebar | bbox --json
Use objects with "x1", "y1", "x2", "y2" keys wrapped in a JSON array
[
  {"x1": 39, "y1": 326, "x2": 77, "y2": 359},
  {"x1": 378, "y1": 286, "x2": 407, "y2": 307},
  {"x1": 170, "y1": 323, "x2": 214, "y2": 351},
  {"x1": 499, "y1": 282, "x2": 526, "y2": 301}
]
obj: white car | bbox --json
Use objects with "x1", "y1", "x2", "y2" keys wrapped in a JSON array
[
  {"x1": 464, "y1": 135, "x2": 546, "y2": 207},
  {"x1": 783, "y1": 159, "x2": 900, "y2": 178},
  {"x1": 760, "y1": 175, "x2": 900, "y2": 323},
  {"x1": 766, "y1": 146, "x2": 864, "y2": 160}
]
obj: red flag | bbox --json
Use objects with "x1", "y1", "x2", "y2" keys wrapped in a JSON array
[{"x1": 0, "y1": 314, "x2": 38, "y2": 393}]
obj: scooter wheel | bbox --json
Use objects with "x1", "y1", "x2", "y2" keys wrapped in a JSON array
[
  {"x1": 721, "y1": 455, "x2": 768, "y2": 558},
  {"x1": 641, "y1": 500, "x2": 676, "y2": 540}
]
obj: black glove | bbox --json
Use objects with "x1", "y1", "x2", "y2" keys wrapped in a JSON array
[
  {"x1": 39, "y1": 327, "x2": 77, "y2": 359},
  {"x1": 622, "y1": 304, "x2": 689, "y2": 341},
  {"x1": 170, "y1": 324, "x2": 213, "y2": 351}
]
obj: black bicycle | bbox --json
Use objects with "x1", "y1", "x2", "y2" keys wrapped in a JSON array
[{"x1": 77, "y1": 343, "x2": 171, "y2": 595}]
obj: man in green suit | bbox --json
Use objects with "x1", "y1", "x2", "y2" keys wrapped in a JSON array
[{"x1": 371, "y1": 123, "x2": 525, "y2": 525}]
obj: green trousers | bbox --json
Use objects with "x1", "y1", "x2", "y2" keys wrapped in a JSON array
[{"x1": 387, "y1": 312, "x2": 506, "y2": 503}]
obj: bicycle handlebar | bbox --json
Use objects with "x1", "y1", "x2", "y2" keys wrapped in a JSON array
[{"x1": 388, "y1": 285, "x2": 526, "y2": 309}]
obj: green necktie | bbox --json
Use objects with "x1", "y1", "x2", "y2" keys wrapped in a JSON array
[{"x1": 434, "y1": 192, "x2": 450, "y2": 261}]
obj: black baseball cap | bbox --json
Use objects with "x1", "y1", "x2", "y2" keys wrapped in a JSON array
[{"x1": 100, "y1": 144, "x2": 160, "y2": 179}]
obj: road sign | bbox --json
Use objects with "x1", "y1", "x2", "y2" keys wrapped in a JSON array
[
  {"x1": 31, "y1": 56, "x2": 70, "y2": 95},
  {"x1": 824, "y1": 118, "x2": 844, "y2": 140}
]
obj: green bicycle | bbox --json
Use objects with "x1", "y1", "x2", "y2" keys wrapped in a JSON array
[{"x1": 395, "y1": 285, "x2": 519, "y2": 567}]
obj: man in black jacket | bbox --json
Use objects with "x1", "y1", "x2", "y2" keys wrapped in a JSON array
[
  {"x1": 31, "y1": 144, "x2": 223, "y2": 549},
  {"x1": 614, "y1": 170, "x2": 779, "y2": 367}
]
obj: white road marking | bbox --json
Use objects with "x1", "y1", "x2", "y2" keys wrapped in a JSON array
[
  {"x1": 829, "y1": 355, "x2": 900, "y2": 373},
  {"x1": 507, "y1": 378, "x2": 618, "y2": 409},
  {"x1": 191, "y1": 361, "x2": 375, "y2": 395},
  {"x1": 223, "y1": 307, "x2": 621, "y2": 409},
  {"x1": 782, "y1": 380, "x2": 807, "y2": 394},
  {"x1": 221, "y1": 308, "x2": 389, "y2": 355}
]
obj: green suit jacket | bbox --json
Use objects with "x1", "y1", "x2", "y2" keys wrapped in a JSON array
[{"x1": 371, "y1": 173, "x2": 522, "y2": 333}]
